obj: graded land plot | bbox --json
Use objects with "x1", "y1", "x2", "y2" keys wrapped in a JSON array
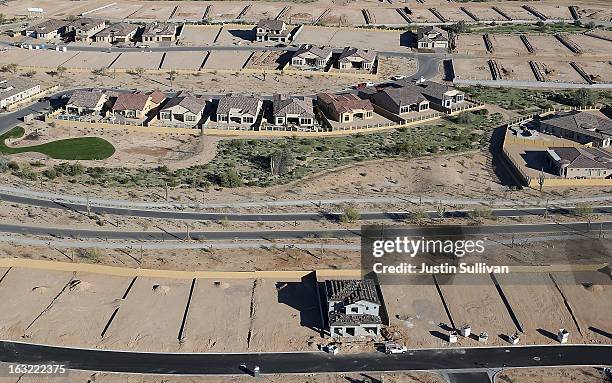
[
  {"x1": 292, "y1": 26, "x2": 337, "y2": 46},
  {"x1": 246, "y1": 50, "x2": 286, "y2": 71},
  {"x1": 527, "y1": 35, "x2": 574, "y2": 56},
  {"x1": 439, "y1": 274, "x2": 519, "y2": 346},
  {"x1": 204, "y1": 50, "x2": 252, "y2": 70},
  {"x1": 248, "y1": 278, "x2": 322, "y2": 352},
  {"x1": 85, "y1": 3, "x2": 144, "y2": 21},
  {"x1": 99, "y1": 277, "x2": 191, "y2": 352},
  {"x1": 214, "y1": 25, "x2": 255, "y2": 44},
  {"x1": 0, "y1": 48, "x2": 32, "y2": 66},
  {"x1": 495, "y1": 273, "x2": 581, "y2": 345},
  {"x1": 173, "y1": 4, "x2": 208, "y2": 21},
  {"x1": 552, "y1": 272, "x2": 612, "y2": 344},
  {"x1": 285, "y1": 5, "x2": 326, "y2": 24},
  {"x1": 578, "y1": 61, "x2": 612, "y2": 84},
  {"x1": 465, "y1": 6, "x2": 508, "y2": 22},
  {"x1": 381, "y1": 282, "x2": 450, "y2": 348},
  {"x1": 369, "y1": 8, "x2": 408, "y2": 26},
  {"x1": 490, "y1": 34, "x2": 529, "y2": 57},
  {"x1": 26, "y1": 272, "x2": 131, "y2": 348},
  {"x1": 18, "y1": 50, "x2": 78, "y2": 69},
  {"x1": 577, "y1": 7, "x2": 612, "y2": 22},
  {"x1": 329, "y1": 29, "x2": 400, "y2": 52},
  {"x1": 498, "y1": 367, "x2": 610, "y2": 383},
  {"x1": 179, "y1": 278, "x2": 253, "y2": 352},
  {"x1": 531, "y1": 4, "x2": 574, "y2": 20},
  {"x1": 161, "y1": 51, "x2": 208, "y2": 71},
  {"x1": 243, "y1": 3, "x2": 285, "y2": 23},
  {"x1": 435, "y1": 7, "x2": 474, "y2": 23},
  {"x1": 453, "y1": 58, "x2": 491, "y2": 80},
  {"x1": 180, "y1": 25, "x2": 223, "y2": 45},
  {"x1": 127, "y1": 4, "x2": 175, "y2": 21},
  {"x1": 496, "y1": 5, "x2": 540, "y2": 21},
  {"x1": 62, "y1": 51, "x2": 121, "y2": 70},
  {"x1": 497, "y1": 59, "x2": 536, "y2": 81},
  {"x1": 209, "y1": 2, "x2": 246, "y2": 22},
  {"x1": 110, "y1": 52, "x2": 164, "y2": 70},
  {"x1": 0, "y1": 0, "x2": 81, "y2": 18},
  {"x1": 455, "y1": 34, "x2": 488, "y2": 56},
  {"x1": 539, "y1": 61, "x2": 587, "y2": 83},
  {"x1": 323, "y1": 8, "x2": 367, "y2": 26},
  {"x1": 0, "y1": 268, "x2": 73, "y2": 339},
  {"x1": 406, "y1": 8, "x2": 440, "y2": 23},
  {"x1": 569, "y1": 34, "x2": 612, "y2": 56}
]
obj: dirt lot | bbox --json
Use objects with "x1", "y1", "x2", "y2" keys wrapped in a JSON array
[
  {"x1": 86, "y1": 3, "x2": 145, "y2": 21},
  {"x1": 128, "y1": 3, "x2": 175, "y2": 21},
  {"x1": 436, "y1": 7, "x2": 473, "y2": 23},
  {"x1": 204, "y1": 50, "x2": 252, "y2": 70},
  {"x1": 453, "y1": 58, "x2": 491, "y2": 80},
  {"x1": 180, "y1": 25, "x2": 223, "y2": 45},
  {"x1": 162, "y1": 51, "x2": 208, "y2": 71},
  {"x1": 111, "y1": 52, "x2": 164, "y2": 70},
  {"x1": 498, "y1": 367, "x2": 610, "y2": 383},
  {"x1": 539, "y1": 60, "x2": 587, "y2": 83},
  {"x1": 455, "y1": 34, "x2": 488, "y2": 56},
  {"x1": 498, "y1": 59, "x2": 536, "y2": 81},
  {"x1": 532, "y1": 4, "x2": 574, "y2": 20},
  {"x1": 528, "y1": 35, "x2": 574, "y2": 56},
  {"x1": 491, "y1": 34, "x2": 530, "y2": 57},
  {"x1": 62, "y1": 51, "x2": 122, "y2": 70},
  {"x1": 570, "y1": 34, "x2": 612, "y2": 57},
  {"x1": 578, "y1": 61, "x2": 612, "y2": 84}
]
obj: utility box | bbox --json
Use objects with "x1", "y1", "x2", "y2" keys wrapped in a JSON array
[
  {"x1": 478, "y1": 332, "x2": 488, "y2": 343},
  {"x1": 253, "y1": 366, "x2": 260, "y2": 378},
  {"x1": 509, "y1": 332, "x2": 520, "y2": 345},
  {"x1": 449, "y1": 331, "x2": 458, "y2": 343},
  {"x1": 557, "y1": 329, "x2": 569, "y2": 344},
  {"x1": 460, "y1": 325, "x2": 471, "y2": 337}
]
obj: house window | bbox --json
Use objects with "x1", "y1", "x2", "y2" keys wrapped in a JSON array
[
  {"x1": 218, "y1": 115, "x2": 227, "y2": 122},
  {"x1": 366, "y1": 111, "x2": 372, "y2": 117},
  {"x1": 350, "y1": 307, "x2": 358, "y2": 313},
  {"x1": 160, "y1": 112, "x2": 171, "y2": 120},
  {"x1": 243, "y1": 117, "x2": 253, "y2": 124},
  {"x1": 185, "y1": 115, "x2": 196, "y2": 122},
  {"x1": 445, "y1": 100, "x2": 451, "y2": 107},
  {"x1": 400, "y1": 106, "x2": 409, "y2": 114}
]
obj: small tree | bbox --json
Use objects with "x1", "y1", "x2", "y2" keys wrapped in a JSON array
[
  {"x1": 134, "y1": 67, "x2": 145, "y2": 77},
  {"x1": 2, "y1": 63, "x2": 18, "y2": 73},
  {"x1": 168, "y1": 70, "x2": 178, "y2": 87},
  {"x1": 574, "y1": 202, "x2": 593, "y2": 217},
  {"x1": 340, "y1": 205, "x2": 360, "y2": 223},
  {"x1": 56, "y1": 66, "x2": 67, "y2": 78},
  {"x1": 269, "y1": 149, "x2": 295, "y2": 176}
]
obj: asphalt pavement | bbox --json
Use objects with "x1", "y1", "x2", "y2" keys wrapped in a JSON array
[
  {"x1": 0, "y1": 341, "x2": 609, "y2": 375},
  {"x1": 0, "y1": 221, "x2": 610, "y2": 241}
]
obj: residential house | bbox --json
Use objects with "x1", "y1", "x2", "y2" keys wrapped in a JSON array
[
  {"x1": 254, "y1": 19, "x2": 291, "y2": 43},
  {"x1": 23, "y1": 19, "x2": 66, "y2": 40},
  {"x1": 290, "y1": 44, "x2": 333, "y2": 71},
  {"x1": 216, "y1": 94, "x2": 262, "y2": 127},
  {"x1": 271, "y1": 95, "x2": 316, "y2": 129},
  {"x1": 336, "y1": 47, "x2": 376, "y2": 72},
  {"x1": 0, "y1": 78, "x2": 41, "y2": 109},
  {"x1": 66, "y1": 18, "x2": 106, "y2": 42},
  {"x1": 416, "y1": 81, "x2": 465, "y2": 109},
  {"x1": 93, "y1": 23, "x2": 139, "y2": 44},
  {"x1": 64, "y1": 90, "x2": 107, "y2": 116},
  {"x1": 317, "y1": 93, "x2": 373, "y2": 123},
  {"x1": 538, "y1": 112, "x2": 612, "y2": 148},
  {"x1": 324, "y1": 279, "x2": 384, "y2": 339},
  {"x1": 141, "y1": 22, "x2": 177, "y2": 43},
  {"x1": 370, "y1": 85, "x2": 430, "y2": 116},
  {"x1": 110, "y1": 92, "x2": 155, "y2": 120},
  {"x1": 416, "y1": 26, "x2": 449, "y2": 50},
  {"x1": 158, "y1": 91, "x2": 207, "y2": 126},
  {"x1": 545, "y1": 146, "x2": 612, "y2": 179}
]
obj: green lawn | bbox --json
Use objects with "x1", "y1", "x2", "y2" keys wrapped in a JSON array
[{"x1": 0, "y1": 127, "x2": 115, "y2": 160}]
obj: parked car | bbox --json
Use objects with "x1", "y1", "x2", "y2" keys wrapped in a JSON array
[
  {"x1": 384, "y1": 341, "x2": 407, "y2": 354},
  {"x1": 323, "y1": 344, "x2": 339, "y2": 355},
  {"x1": 391, "y1": 75, "x2": 407, "y2": 81}
]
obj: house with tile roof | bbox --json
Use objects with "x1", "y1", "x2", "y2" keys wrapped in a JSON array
[
  {"x1": 158, "y1": 91, "x2": 207, "y2": 127},
  {"x1": 216, "y1": 94, "x2": 262, "y2": 128},
  {"x1": 290, "y1": 44, "x2": 333, "y2": 71},
  {"x1": 66, "y1": 18, "x2": 106, "y2": 42},
  {"x1": 141, "y1": 22, "x2": 177, "y2": 43},
  {"x1": 538, "y1": 112, "x2": 612, "y2": 148},
  {"x1": 93, "y1": 23, "x2": 140, "y2": 44},
  {"x1": 336, "y1": 47, "x2": 376, "y2": 72},
  {"x1": 110, "y1": 92, "x2": 156, "y2": 120},
  {"x1": 324, "y1": 279, "x2": 384, "y2": 338},
  {"x1": 270, "y1": 95, "x2": 316, "y2": 129},
  {"x1": 415, "y1": 81, "x2": 465, "y2": 109},
  {"x1": 23, "y1": 19, "x2": 67, "y2": 40},
  {"x1": 254, "y1": 19, "x2": 291, "y2": 43},
  {"x1": 416, "y1": 26, "x2": 449, "y2": 50},
  {"x1": 545, "y1": 146, "x2": 612, "y2": 179},
  {"x1": 64, "y1": 90, "x2": 108, "y2": 116},
  {"x1": 0, "y1": 78, "x2": 41, "y2": 109},
  {"x1": 317, "y1": 93, "x2": 373, "y2": 123},
  {"x1": 370, "y1": 85, "x2": 430, "y2": 116}
]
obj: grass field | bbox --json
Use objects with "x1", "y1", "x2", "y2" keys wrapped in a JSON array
[{"x1": 0, "y1": 127, "x2": 115, "y2": 160}]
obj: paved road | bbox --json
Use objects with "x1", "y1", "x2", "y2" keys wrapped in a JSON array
[
  {"x1": 1, "y1": 192, "x2": 611, "y2": 221},
  {"x1": 446, "y1": 372, "x2": 492, "y2": 383},
  {"x1": 1, "y1": 222, "x2": 610, "y2": 241},
  {"x1": 0, "y1": 342, "x2": 609, "y2": 375}
]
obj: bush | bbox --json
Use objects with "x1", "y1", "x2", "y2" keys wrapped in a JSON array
[
  {"x1": 0, "y1": 155, "x2": 9, "y2": 172},
  {"x1": 340, "y1": 205, "x2": 360, "y2": 223},
  {"x1": 42, "y1": 168, "x2": 57, "y2": 179},
  {"x1": 218, "y1": 169, "x2": 243, "y2": 187},
  {"x1": 574, "y1": 202, "x2": 593, "y2": 217},
  {"x1": 8, "y1": 161, "x2": 19, "y2": 171}
]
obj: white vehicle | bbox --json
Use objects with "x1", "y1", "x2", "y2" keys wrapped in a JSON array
[
  {"x1": 391, "y1": 75, "x2": 407, "y2": 81},
  {"x1": 324, "y1": 344, "x2": 339, "y2": 355},
  {"x1": 385, "y1": 342, "x2": 407, "y2": 354},
  {"x1": 365, "y1": 81, "x2": 375, "y2": 87}
]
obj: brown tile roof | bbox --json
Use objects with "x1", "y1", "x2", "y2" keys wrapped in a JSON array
[
  {"x1": 542, "y1": 112, "x2": 612, "y2": 140},
  {"x1": 112, "y1": 92, "x2": 150, "y2": 111},
  {"x1": 549, "y1": 146, "x2": 612, "y2": 169},
  {"x1": 66, "y1": 90, "x2": 106, "y2": 109},
  {"x1": 318, "y1": 93, "x2": 373, "y2": 114}
]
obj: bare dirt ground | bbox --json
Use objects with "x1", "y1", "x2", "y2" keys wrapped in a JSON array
[{"x1": 497, "y1": 367, "x2": 610, "y2": 383}]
